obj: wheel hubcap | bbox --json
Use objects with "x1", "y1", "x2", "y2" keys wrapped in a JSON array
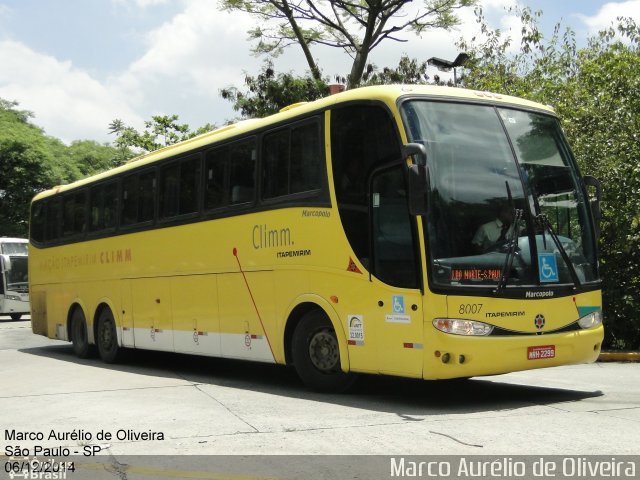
[
  {"x1": 101, "y1": 320, "x2": 113, "y2": 348},
  {"x1": 308, "y1": 329, "x2": 339, "y2": 372}
]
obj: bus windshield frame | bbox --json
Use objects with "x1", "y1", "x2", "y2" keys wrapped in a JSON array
[{"x1": 400, "y1": 98, "x2": 600, "y2": 296}]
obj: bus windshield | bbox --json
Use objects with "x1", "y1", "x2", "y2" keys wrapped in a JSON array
[
  {"x1": 4, "y1": 256, "x2": 28, "y2": 292},
  {"x1": 1, "y1": 242, "x2": 28, "y2": 255},
  {"x1": 402, "y1": 100, "x2": 598, "y2": 291}
]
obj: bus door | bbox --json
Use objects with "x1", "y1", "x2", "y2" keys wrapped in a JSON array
[{"x1": 370, "y1": 166, "x2": 424, "y2": 377}]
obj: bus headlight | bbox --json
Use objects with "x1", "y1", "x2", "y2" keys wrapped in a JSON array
[
  {"x1": 578, "y1": 310, "x2": 603, "y2": 329},
  {"x1": 5, "y1": 295, "x2": 21, "y2": 301},
  {"x1": 433, "y1": 318, "x2": 494, "y2": 336}
]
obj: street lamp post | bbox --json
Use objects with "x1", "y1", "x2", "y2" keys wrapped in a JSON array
[{"x1": 427, "y1": 53, "x2": 469, "y2": 85}]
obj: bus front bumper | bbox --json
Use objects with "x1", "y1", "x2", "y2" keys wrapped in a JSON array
[{"x1": 423, "y1": 325, "x2": 604, "y2": 380}]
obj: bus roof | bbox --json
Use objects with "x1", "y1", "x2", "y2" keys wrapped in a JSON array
[
  {"x1": 0, "y1": 237, "x2": 28, "y2": 243},
  {"x1": 32, "y1": 84, "x2": 554, "y2": 201}
]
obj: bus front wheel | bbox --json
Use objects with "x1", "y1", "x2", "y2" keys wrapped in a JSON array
[
  {"x1": 292, "y1": 310, "x2": 354, "y2": 392},
  {"x1": 71, "y1": 308, "x2": 94, "y2": 358},
  {"x1": 10, "y1": 313, "x2": 21, "y2": 321},
  {"x1": 96, "y1": 308, "x2": 122, "y2": 363}
]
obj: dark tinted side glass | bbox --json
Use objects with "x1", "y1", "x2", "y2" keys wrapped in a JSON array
[
  {"x1": 229, "y1": 139, "x2": 256, "y2": 205},
  {"x1": 62, "y1": 191, "x2": 87, "y2": 237},
  {"x1": 89, "y1": 182, "x2": 117, "y2": 232},
  {"x1": 121, "y1": 169, "x2": 156, "y2": 226},
  {"x1": 331, "y1": 104, "x2": 401, "y2": 267},
  {"x1": 205, "y1": 147, "x2": 228, "y2": 210}
]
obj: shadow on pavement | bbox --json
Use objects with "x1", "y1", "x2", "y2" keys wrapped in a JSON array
[{"x1": 20, "y1": 343, "x2": 603, "y2": 417}]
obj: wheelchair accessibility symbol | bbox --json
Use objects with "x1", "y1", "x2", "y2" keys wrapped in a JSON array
[
  {"x1": 538, "y1": 253, "x2": 559, "y2": 283},
  {"x1": 392, "y1": 295, "x2": 405, "y2": 314}
]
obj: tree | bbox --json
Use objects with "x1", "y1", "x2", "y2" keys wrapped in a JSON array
[
  {"x1": 221, "y1": 0, "x2": 475, "y2": 88},
  {"x1": 1, "y1": 98, "x2": 123, "y2": 237},
  {"x1": 360, "y1": 55, "x2": 432, "y2": 85},
  {"x1": 66, "y1": 140, "x2": 124, "y2": 176},
  {"x1": 108, "y1": 115, "x2": 216, "y2": 155},
  {"x1": 459, "y1": 9, "x2": 640, "y2": 349},
  {"x1": 0, "y1": 100, "x2": 74, "y2": 236},
  {"x1": 220, "y1": 61, "x2": 328, "y2": 117}
]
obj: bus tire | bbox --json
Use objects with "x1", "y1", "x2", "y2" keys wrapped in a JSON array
[
  {"x1": 96, "y1": 307, "x2": 122, "y2": 363},
  {"x1": 10, "y1": 313, "x2": 21, "y2": 321},
  {"x1": 71, "y1": 308, "x2": 94, "y2": 359},
  {"x1": 292, "y1": 310, "x2": 355, "y2": 393}
]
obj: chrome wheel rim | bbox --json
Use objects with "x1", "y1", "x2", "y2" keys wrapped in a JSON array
[{"x1": 308, "y1": 329, "x2": 339, "y2": 372}]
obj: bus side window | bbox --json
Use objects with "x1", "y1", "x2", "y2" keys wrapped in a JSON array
[
  {"x1": 160, "y1": 163, "x2": 179, "y2": 218},
  {"x1": 229, "y1": 139, "x2": 256, "y2": 205},
  {"x1": 31, "y1": 201, "x2": 46, "y2": 243},
  {"x1": 179, "y1": 156, "x2": 200, "y2": 215},
  {"x1": 138, "y1": 171, "x2": 156, "y2": 223},
  {"x1": 263, "y1": 129, "x2": 290, "y2": 198},
  {"x1": 122, "y1": 170, "x2": 156, "y2": 226},
  {"x1": 62, "y1": 191, "x2": 87, "y2": 237},
  {"x1": 290, "y1": 122, "x2": 321, "y2": 193},
  {"x1": 45, "y1": 198, "x2": 61, "y2": 242},
  {"x1": 121, "y1": 175, "x2": 138, "y2": 226},
  {"x1": 205, "y1": 147, "x2": 228, "y2": 210}
]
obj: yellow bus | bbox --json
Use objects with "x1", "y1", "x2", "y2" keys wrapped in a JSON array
[{"x1": 29, "y1": 85, "x2": 604, "y2": 391}]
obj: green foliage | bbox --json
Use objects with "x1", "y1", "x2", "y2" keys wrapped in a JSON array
[
  {"x1": 220, "y1": 62, "x2": 328, "y2": 118},
  {"x1": 0, "y1": 99, "x2": 121, "y2": 237},
  {"x1": 108, "y1": 115, "x2": 216, "y2": 156},
  {"x1": 360, "y1": 55, "x2": 433, "y2": 85},
  {"x1": 460, "y1": 9, "x2": 640, "y2": 349},
  {"x1": 221, "y1": 0, "x2": 475, "y2": 87}
]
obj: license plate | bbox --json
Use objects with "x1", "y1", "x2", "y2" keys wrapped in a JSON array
[{"x1": 527, "y1": 345, "x2": 556, "y2": 360}]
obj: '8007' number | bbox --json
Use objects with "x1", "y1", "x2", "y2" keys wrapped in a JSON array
[{"x1": 458, "y1": 304, "x2": 483, "y2": 315}]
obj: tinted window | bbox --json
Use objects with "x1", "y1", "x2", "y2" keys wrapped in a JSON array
[
  {"x1": 263, "y1": 122, "x2": 322, "y2": 199},
  {"x1": 229, "y1": 140, "x2": 256, "y2": 205},
  {"x1": 90, "y1": 182, "x2": 117, "y2": 232},
  {"x1": 371, "y1": 167, "x2": 418, "y2": 288},
  {"x1": 122, "y1": 170, "x2": 156, "y2": 226},
  {"x1": 45, "y1": 198, "x2": 61, "y2": 242},
  {"x1": 331, "y1": 104, "x2": 401, "y2": 266},
  {"x1": 31, "y1": 202, "x2": 45, "y2": 242},
  {"x1": 178, "y1": 156, "x2": 200, "y2": 215},
  {"x1": 160, "y1": 163, "x2": 179, "y2": 218},
  {"x1": 159, "y1": 156, "x2": 200, "y2": 219},
  {"x1": 205, "y1": 148, "x2": 227, "y2": 210},
  {"x1": 263, "y1": 129, "x2": 289, "y2": 198},
  {"x1": 62, "y1": 191, "x2": 87, "y2": 237}
]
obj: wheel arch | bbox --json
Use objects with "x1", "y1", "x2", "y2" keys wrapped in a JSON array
[
  {"x1": 282, "y1": 295, "x2": 350, "y2": 372},
  {"x1": 66, "y1": 301, "x2": 88, "y2": 343}
]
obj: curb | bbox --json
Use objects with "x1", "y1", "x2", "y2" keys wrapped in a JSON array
[{"x1": 598, "y1": 351, "x2": 640, "y2": 362}]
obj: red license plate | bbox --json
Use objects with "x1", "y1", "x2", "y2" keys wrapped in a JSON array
[{"x1": 527, "y1": 345, "x2": 556, "y2": 360}]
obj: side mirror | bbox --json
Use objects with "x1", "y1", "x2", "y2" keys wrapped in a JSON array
[
  {"x1": 403, "y1": 143, "x2": 429, "y2": 216},
  {"x1": 583, "y1": 175, "x2": 602, "y2": 240},
  {"x1": 0, "y1": 255, "x2": 11, "y2": 272},
  {"x1": 402, "y1": 143, "x2": 427, "y2": 166}
]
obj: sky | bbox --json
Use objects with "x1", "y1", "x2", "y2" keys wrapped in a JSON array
[{"x1": 0, "y1": 0, "x2": 638, "y2": 144}]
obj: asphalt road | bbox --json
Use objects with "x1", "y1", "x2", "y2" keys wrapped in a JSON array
[{"x1": 1, "y1": 318, "x2": 638, "y2": 479}]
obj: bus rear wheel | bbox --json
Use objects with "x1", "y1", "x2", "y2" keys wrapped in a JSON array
[
  {"x1": 71, "y1": 308, "x2": 94, "y2": 358},
  {"x1": 10, "y1": 313, "x2": 21, "y2": 321},
  {"x1": 292, "y1": 310, "x2": 355, "y2": 392},
  {"x1": 96, "y1": 307, "x2": 122, "y2": 363}
]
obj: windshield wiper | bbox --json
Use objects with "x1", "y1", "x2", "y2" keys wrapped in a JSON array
[
  {"x1": 528, "y1": 174, "x2": 581, "y2": 288},
  {"x1": 495, "y1": 182, "x2": 523, "y2": 293},
  {"x1": 536, "y1": 213, "x2": 581, "y2": 289}
]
